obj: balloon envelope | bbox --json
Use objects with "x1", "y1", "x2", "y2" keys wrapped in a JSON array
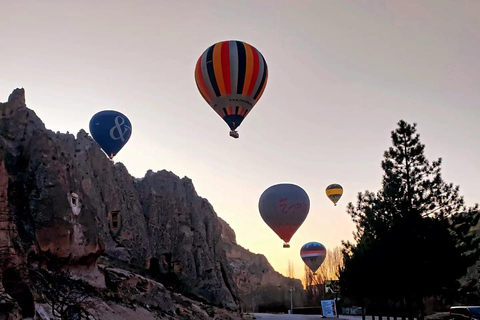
[
  {"x1": 259, "y1": 183, "x2": 310, "y2": 247},
  {"x1": 89, "y1": 110, "x2": 132, "y2": 159},
  {"x1": 195, "y1": 40, "x2": 268, "y2": 133},
  {"x1": 326, "y1": 183, "x2": 343, "y2": 206},
  {"x1": 300, "y1": 242, "x2": 327, "y2": 273}
]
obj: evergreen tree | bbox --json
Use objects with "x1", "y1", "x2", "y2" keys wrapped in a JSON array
[{"x1": 340, "y1": 120, "x2": 479, "y2": 317}]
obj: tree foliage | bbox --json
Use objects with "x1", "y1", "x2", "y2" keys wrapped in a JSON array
[
  {"x1": 340, "y1": 120, "x2": 479, "y2": 307},
  {"x1": 304, "y1": 247, "x2": 344, "y2": 306},
  {"x1": 287, "y1": 260, "x2": 295, "y2": 279},
  {"x1": 304, "y1": 264, "x2": 322, "y2": 306},
  {"x1": 317, "y1": 246, "x2": 344, "y2": 282}
]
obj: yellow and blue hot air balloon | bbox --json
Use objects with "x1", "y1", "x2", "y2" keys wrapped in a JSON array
[
  {"x1": 326, "y1": 184, "x2": 343, "y2": 206},
  {"x1": 195, "y1": 40, "x2": 268, "y2": 138}
]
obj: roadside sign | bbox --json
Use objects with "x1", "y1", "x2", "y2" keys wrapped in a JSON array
[
  {"x1": 325, "y1": 280, "x2": 339, "y2": 294},
  {"x1": 322, "y1": 299, "x2": 337, "y2": 317}
]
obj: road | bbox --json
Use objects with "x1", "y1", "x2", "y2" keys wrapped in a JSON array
[
  {"x1": 251, "y1": 315, "x2": 324, "y2": 320},
  {"x1": 251, "y1": 315, "x2": 408, "y2": 320},
  {"x1": 252, "y1": 315, "x2": 362, "y2": 320}
]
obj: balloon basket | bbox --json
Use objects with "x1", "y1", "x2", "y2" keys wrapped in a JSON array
[
  {"x1": 229, "y1": 130, "x2": 239, "y2": 139},
  {"x1": 283, "y1": 243, "x2": 290, "y2": 248}
]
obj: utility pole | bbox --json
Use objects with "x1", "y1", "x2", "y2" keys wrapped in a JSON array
[
  {"x1": 335, "y1": 292, "x2": 339, "y2": 318},
  {"x1": 251, "y1": 282, "x2": 260, "y2": 319},
  {"x1": 290, "y1": 287, "x2": 294, "y2": 314},
  {"x1": 252, "y1": 295, "x2": 255, "y2": 315}
]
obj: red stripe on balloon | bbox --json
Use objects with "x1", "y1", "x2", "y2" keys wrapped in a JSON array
[{"x1": 221, "y1": 41, "x2": 231, "y2": 94}]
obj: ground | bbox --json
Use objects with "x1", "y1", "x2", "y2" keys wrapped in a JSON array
[{"x1": 251, "y1": 315, "x2": 363, "y2": 320}]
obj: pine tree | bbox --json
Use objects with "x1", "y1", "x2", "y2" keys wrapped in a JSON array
[{"x1": 340, "y1": 120, "x2": 479, "y2": 318}]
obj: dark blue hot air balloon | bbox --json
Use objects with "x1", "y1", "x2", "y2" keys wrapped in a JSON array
[{"x1": 89, "y1": 110, "x2": 132, "y2": 159}]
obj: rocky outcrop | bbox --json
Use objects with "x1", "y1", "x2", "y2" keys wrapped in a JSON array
[
  {"x1": 0, "y1": 292, "x2": 22, "y2": 320},
  {"x1": 219, "y1": 217, "x2": 237, "y2": 244},
  {"x1": 96, "y1": 264, "x2": 239, "y2": 319},
  {"x1": 31, "y1": 263, "x2": 241, "y2": 320},
  {"x1": 219, "y1": 218, "x2": 305, "y2": 312},
  {"x1": 0, "y1": 89, "x2": 239, "y2": 316},
  {"x1": 136, "y1": 171, "x2": 238, "y2": 308},
  {"x1": 0, "y1": 88, "x2": 305, "y2": 318}
]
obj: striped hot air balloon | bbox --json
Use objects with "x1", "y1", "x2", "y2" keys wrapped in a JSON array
[
  {"x1": 194, "y1": 40, "x2": 268, "y2": 138},
  {"x1": 326, "y1": 184, "x2": 343, "y2": 206},
  {"x1": 300, "y1": 242, "x2": 327, "y2": 274}
]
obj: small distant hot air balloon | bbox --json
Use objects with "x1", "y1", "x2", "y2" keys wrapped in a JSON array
[
  {"x1": 300, "y1": 242, "x2": 327, "y2": 274},
  {"x1": 89, "y1": 110, "x2": 132, "y2": 159},
  {"x1": 259, "y1": 183, "x2": 310, "y2": 248},
  {"x1": 195, "y1": 40, "x2": 268, "y2": 138},
  {"x1": 326, "y1": 184, "x2": 343, "y2": 206}
]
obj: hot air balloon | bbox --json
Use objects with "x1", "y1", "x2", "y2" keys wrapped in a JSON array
[
  {"x1": 89, "y1": 110, "x2": 132, "y2": 159},
  {"x1": 326, "y1": 184, "x2": 343, "y2": 206},
  {"x1": 259, "y1": 183, "x2": 310, "y2": 248},
  {"x1": 300, "y1": 242, "x2": 327, "y2": 274},
  {"x1": 194, "y1": 40, "x2": 268, "y2": 138}
]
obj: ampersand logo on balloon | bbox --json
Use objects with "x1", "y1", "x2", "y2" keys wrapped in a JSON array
[{"x1": 110, "y1": 116, "x2": 131, "y2": 142}]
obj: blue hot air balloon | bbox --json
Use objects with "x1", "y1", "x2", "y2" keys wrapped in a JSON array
[{"x1": 89, "y1": 110, "x2": 132, "y2": 159}]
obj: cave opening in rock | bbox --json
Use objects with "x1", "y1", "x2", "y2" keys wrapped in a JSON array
[
  {"x1": 148, "y1": 257, "x2": 160, "y2": 276},
  {"x1": 69, "y1": 192, "x2": 81, "y2": 216},
  {"x1": 70, "y1": 192, "x2": 78, "y2": 206},
  {"x1": 150, "y1": 255, "x2": 181, "y2": 291},
  {"x1": 108, "y1": 210, "x2": 121, "y2": 235},
  {"x1": 111, "y1": 212, "x2": 119, "y2": 229}
]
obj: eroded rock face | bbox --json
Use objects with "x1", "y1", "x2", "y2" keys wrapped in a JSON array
[
  {"x1": 136, "y1": 171, "x2": 238, "y2": 308},
  {"x1": 98, "y1": 266, "x2": 240, "y2": 320},
  {"x1": 219, "y1": 218, "x2": 306, "y2": 311},
  {"x1": 0, "y1": 89, "x2": 43, "y2": 318},
  {"x1": 0, "y1": 88, "x2": 305, "y2": 318},
  {"x1": 31, "y1": 265, "x2": 242, "y2": 320},
  {"x1": 0, "y1": 89, "x2": 236, "y2": 310},
  {"x1": 0, "y1": 292, "x2": 22, "y2": 320},
  {"x1": 219, "y1": 217, "x2": 237, "y2": 244}
]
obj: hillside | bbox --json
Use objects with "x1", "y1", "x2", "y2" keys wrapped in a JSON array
[{"x1": 0, "y1": 88, "x2": 304, "y2": 319}]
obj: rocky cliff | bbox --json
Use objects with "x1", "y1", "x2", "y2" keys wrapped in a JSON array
[
  {"x1": 0, "y1": 88, "x2": 304, "y2": 319},
  {"x1": 219, "y1": 219, "x2": 305, "y2": 312}
]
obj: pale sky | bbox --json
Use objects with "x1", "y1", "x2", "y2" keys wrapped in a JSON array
[{"x1": 1, "y1": 0, "x2": 479, "y2": 280}]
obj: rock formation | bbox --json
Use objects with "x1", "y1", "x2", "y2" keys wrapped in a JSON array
[
  {"x1": 220, "y1": 218, "x2": 305, "y2": 312},
  {"x1": 0, "y1": 88, "x2": 304, "y2": 319}
]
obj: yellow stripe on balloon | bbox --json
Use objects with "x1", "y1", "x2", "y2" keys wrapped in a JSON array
[{"x1": 326, "y1": 188, "x2": 343, "y2": 196}]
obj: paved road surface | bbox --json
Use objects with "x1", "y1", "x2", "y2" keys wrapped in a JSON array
[
  {"x1": 252, "y1": 314, "x2": 360, "y2": 320},
  {"x1": 251, "y1": 315, "x2": 411, "y2": 320}
]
